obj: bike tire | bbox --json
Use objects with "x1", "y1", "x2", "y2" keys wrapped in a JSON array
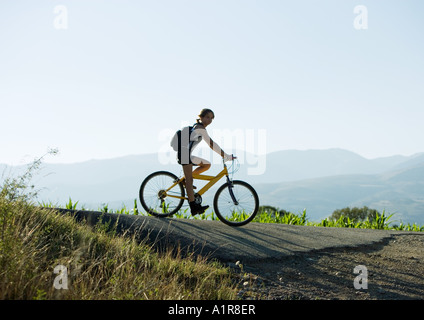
[
  {"x1": 213, "y1": 180, "x2": 259, "y2": 227},
  {"x1": 139, "y1": 171, "x2": 185, "y2": 217}
]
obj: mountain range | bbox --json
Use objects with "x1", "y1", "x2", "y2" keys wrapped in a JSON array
[{"x1": 1, "y1": 148, "x2": 423, "y2": 224}]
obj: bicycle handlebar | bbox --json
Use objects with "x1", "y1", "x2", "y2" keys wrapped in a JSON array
[{"x1": 223, "y1": 154, "x2": 237, "y2": 164}]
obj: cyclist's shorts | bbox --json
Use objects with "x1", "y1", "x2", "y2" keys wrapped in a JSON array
[{"x1": 177, "y1": 151, "x2": 201, "y2": 166}]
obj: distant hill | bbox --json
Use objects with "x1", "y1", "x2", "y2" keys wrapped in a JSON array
[
  {"x1": 1, "y1": 148, "x2": 423, "y2": 224},
  {"x1": 255, "y1": 162, "x2": 424, "y2": 224},
  {"x1": 236, "y1": 148, "x2": 413, "y2": 183}
]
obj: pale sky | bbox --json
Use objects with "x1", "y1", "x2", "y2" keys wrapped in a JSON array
[{"x1": 1, "y1": 0, "x2": 423, "y2": 165}]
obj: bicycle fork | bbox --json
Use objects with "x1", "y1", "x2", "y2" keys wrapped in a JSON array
[{"x1": 226, "y1": 175, "x2": 239, "y2": 206}]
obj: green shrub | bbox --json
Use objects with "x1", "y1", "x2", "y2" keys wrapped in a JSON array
[{"x1": 329, "y1": 206, "x2": 380, "y2": 223}]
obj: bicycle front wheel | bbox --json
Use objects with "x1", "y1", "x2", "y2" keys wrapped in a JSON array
[
  {"x1": 139, "y1": 171, "x2": 185, "y2": 217},
  {"x1": 213, "y1": 180, "x2": 259, "y2": 227}
]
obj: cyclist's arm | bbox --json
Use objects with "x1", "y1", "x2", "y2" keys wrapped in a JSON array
[
  {"x1": 196, "y1": 127, "x2": 233, "y2": 160},
  {"x1": 208, "y1": 137, "x2": 230, "y2": 159}
]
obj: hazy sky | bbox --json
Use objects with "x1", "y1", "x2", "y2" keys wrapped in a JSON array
[{"x1": 1, "y1": 0, "x2": 423, "y2": 165}]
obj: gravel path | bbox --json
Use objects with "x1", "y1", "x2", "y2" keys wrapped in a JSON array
[{"x1": 241, "y1": 234, "x2": 424, "y2": 300}]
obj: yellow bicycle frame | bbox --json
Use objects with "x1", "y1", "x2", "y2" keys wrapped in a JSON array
[{"x1": 165, "y1": 165, "x2": 229, "y2": 201}]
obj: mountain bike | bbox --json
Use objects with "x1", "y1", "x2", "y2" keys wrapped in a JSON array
[{"x1": 139, "y1": 157, "x2": 259, "y2": 227}]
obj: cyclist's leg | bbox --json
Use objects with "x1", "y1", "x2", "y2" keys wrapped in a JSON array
[
  {"x1": 184, "y1": 157, "x2": 209, "y2": 215},
  {"x1": 182, "y1": 164, "x2": 195, "y2": 202},
  {"x1": 191, "y1": 156, "x2": 211, "y2": 175}
]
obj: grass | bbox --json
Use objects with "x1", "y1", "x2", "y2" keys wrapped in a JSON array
[
  {"x1": 0, "y1": 158, "x2": 240, "y2": 300},
  {"x1": 55, "y1": 198, "x2": 423, "y2": 232},
  {"x1": 0, "y1": 198, "x2": 240, "y2": 300},
  {"x1": 253, "y1": 208, "x2": 423, "y2": 231},
  {"x1": 1, "y1": 200, "x2": 243, "y2": 299}
]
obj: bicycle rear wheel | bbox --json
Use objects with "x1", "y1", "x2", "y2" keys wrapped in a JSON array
[
  {"x1": 139, "y1": 171, "x2": 185, "y2": 217},
  {"x1": 213, "y1": 180, "x2": 259, "y2": 227}
]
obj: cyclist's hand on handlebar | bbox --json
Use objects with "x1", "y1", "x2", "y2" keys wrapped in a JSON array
[{"x1": 223, "y1": 153, "x2": 237, "y2": 162}]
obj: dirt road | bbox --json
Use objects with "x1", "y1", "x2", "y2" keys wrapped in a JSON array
[{"x1": 244, "y1": 234, "x2": 424, "y2": 299}]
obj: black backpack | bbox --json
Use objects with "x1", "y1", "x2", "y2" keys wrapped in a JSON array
[{"x1": 170, "y1": 123, "x2": 198, "y2": 152}]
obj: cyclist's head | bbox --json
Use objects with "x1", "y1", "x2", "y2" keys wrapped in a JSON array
[{"x1": 197, "y1": 108, "x2": 214, "y2": 125}]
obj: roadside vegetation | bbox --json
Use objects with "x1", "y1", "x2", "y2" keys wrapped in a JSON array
[
  {"x1": 254, "y1": 205, "x2": 424, "y2": 231},
  {"x1": 0, "y1": 155, "x2": 239, "y2": 300},
  {"x1": 51, "y1": 198, "x2": 423, "y2": 232}
]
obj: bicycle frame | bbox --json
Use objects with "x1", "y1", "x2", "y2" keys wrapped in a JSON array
[
  {"x1": 165, "y1": 160, "x2": 232, "y2": 201},
  {"x1": 139, "y1": 156, "x2": 258, "y2": 226}
]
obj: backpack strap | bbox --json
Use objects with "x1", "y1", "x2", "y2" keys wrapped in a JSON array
[{"x1": 188, "y1": 122, "x2": 202, "y2": 151}]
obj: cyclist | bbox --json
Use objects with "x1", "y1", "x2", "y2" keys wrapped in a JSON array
[{"x1": 179, "y1": 108, "x2": 236, "y2": 215}]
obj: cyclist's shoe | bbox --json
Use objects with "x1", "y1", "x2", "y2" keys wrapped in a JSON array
[{"x1": 189, "y1": 201, "x2": 209, "y2": 216}]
